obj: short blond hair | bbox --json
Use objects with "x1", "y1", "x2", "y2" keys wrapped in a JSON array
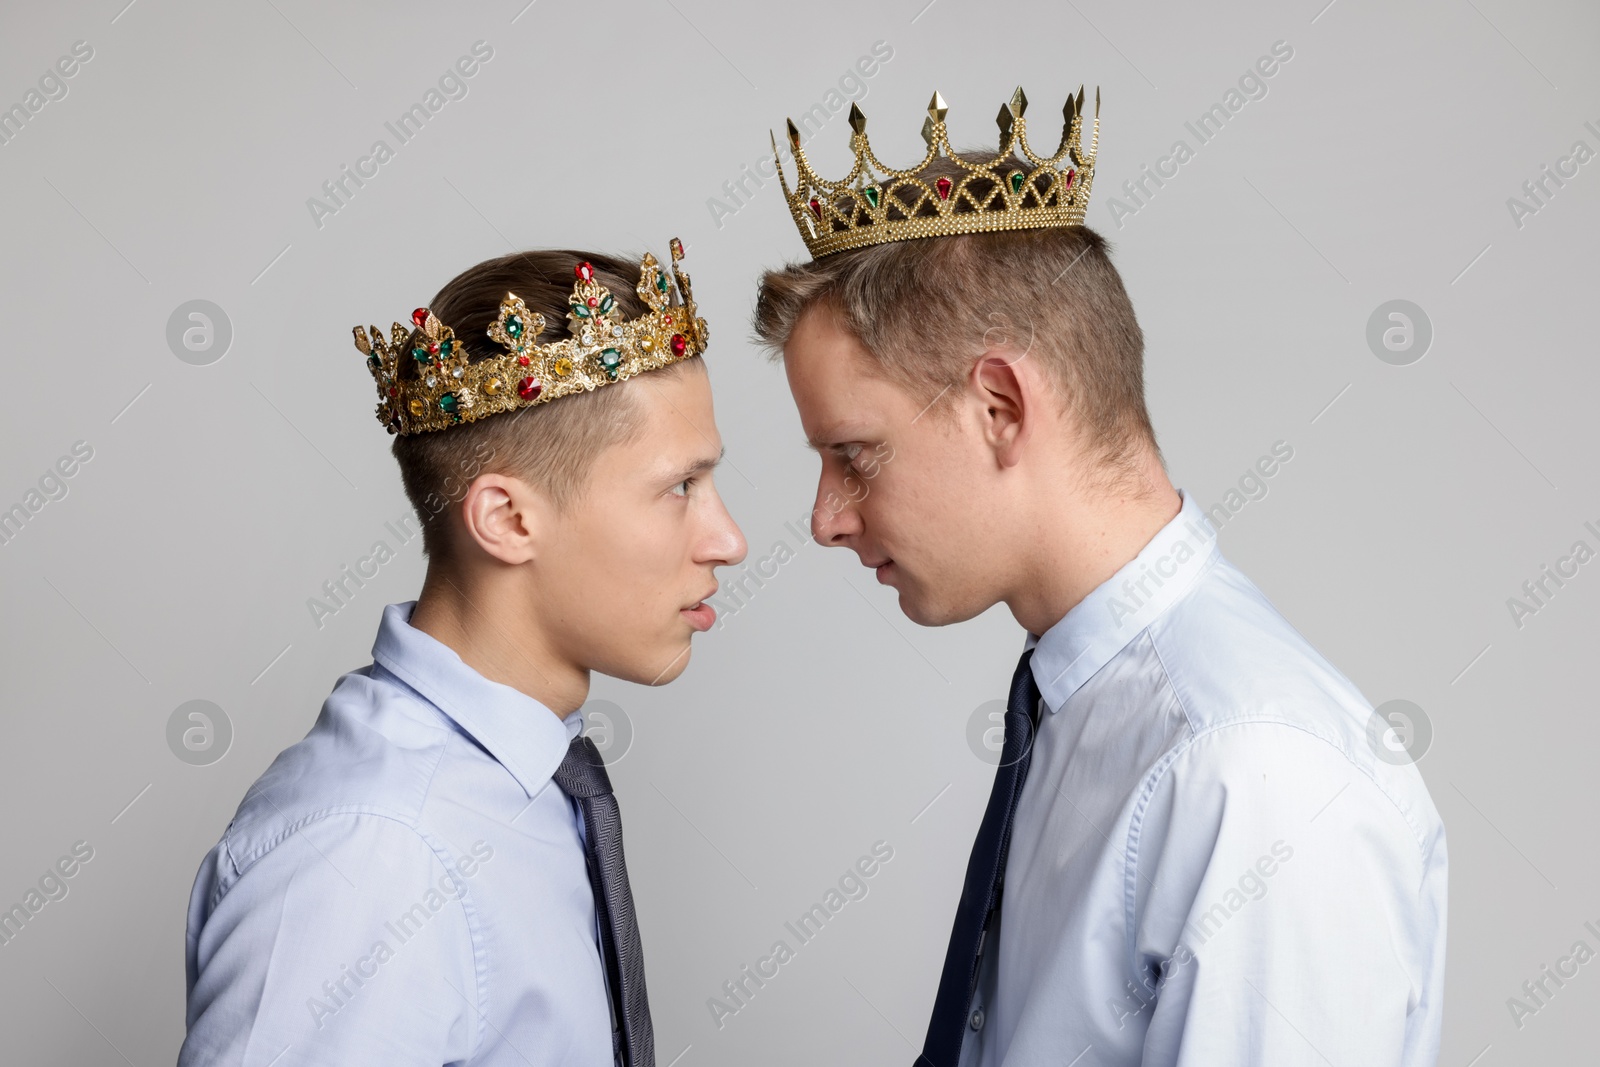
[{"x1": 752, "y1": 153, "x2": 1157, "y2": 488}]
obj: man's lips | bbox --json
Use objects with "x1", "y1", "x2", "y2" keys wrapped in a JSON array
[
  {"x1": 681, "y1": 587, "x2": 719, "y2": 632},
  {"x1": 864, "y1": 558, "x2": 894, "y2": 583}
]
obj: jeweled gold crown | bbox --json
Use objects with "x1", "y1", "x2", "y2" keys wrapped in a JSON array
[
  {"x1": 354, "y1": 239, "x2": 707, "y2": 435},
  {"x1": 773, "y1": 86, "x2": 1100, "y2": 258}
]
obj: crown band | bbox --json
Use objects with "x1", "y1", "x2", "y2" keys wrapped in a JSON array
[
  {"x1": 354, "y1": 238, "x2": 707, "y2": 435},
  {"x1": 773, "y1": 86, "x2": 1100, "y2": 258}
]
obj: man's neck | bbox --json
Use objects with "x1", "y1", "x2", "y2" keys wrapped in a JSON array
[
  {"x1": 407, "y1": 565, "x2": 589, "y2": 718},
  {"x1": 1005, "y1": 457, "x2": 1182, "y2": 638}
]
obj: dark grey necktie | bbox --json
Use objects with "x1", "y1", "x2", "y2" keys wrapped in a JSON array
[{"x1": 553, "y1": 734, "x2": 655, "y2": 1067}]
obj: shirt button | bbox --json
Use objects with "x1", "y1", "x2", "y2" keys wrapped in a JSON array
[{"x1": 970, "y1": 1007, "x2": 985, "y2": 1031}]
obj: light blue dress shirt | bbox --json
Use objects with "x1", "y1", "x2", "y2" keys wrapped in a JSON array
[
  {"x1": 181, "y1": 600, "x2": 616, "y2": 1066},
  {"x1": 961, "y1": 488, "x2": 1447, "y2": 1067}
]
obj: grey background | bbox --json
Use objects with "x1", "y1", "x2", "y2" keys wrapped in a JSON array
[{"x1": 0, "y1": 0, "x2": 1594, "y2": 1063}]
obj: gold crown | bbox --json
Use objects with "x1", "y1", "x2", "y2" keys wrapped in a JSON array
[
  {"x1": 773, "y1": 86, "x2": 1100, "y2": 258},
  {"x1": 354, "y1": 238, "x2": 707, "y2": 435}
]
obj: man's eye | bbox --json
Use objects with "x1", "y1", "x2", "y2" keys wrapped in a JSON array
[{"x1": 669, "y1": 479, "x2": 690, "y2": 497}]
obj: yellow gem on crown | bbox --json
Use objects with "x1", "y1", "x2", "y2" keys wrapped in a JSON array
[{"x1": 352, "y1": 240, "x2": 708, "y2": 435}]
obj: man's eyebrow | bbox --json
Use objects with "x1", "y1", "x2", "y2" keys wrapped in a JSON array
[
  {"x1": 803, "y1": 430, "x2": 866, "y2": 453},
  {"x1": 668, "y1": 446, "x2": 724, "y2": 480}
]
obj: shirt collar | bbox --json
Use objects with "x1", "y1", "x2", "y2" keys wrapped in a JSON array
[
  {"x1": 1026, "y1": 488, "x2": 1220, "y2": 713},
  {"x1": 370, "y1": 600, "x2": 581, "y2": 797}
]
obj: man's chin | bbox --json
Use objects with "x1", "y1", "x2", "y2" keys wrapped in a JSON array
[
  {"x1": 594, "y1": 642, "x2": 694, "y2": 688},
  {"x1": 643, "y1": 642, "x2": 694, "y2": 686},
  {"x1": 896, "y1": 585, "x2": 990, "y2": 628}
]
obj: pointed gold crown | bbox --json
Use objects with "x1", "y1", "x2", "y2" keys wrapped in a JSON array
[
  {"x1": 354, "y1": 239, "x2": 707, "y2": 435},
  {"x1": 773, "y1": 86, "x2": 1100, "y2": 259}
]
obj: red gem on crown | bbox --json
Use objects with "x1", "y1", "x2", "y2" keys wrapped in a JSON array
[
  {"x1": 586, "y1": 296, "x2": 599, "y2": 308},
  {"x1": 669, "y1": 334, "x2": 687, "y2": 357},
  {"x1": 518, "y1": 377, "x2": 541, "y2": 400},
  {"x1": 411, "y1": 308, "x2": 429, "y2": 328},
  {"x1": 1065, "y1": 170, "x2": 1076, "y2": 189},
  {"x1": 576, "y1": 262, "x2": 594, "y2": 282},
  {"x1": 935, "y1": 177, "x2": 952, "y2": 200}
]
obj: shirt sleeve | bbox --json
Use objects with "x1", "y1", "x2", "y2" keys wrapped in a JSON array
[
  {"x1": 180, "y1": 812, "x2": 479, "y2": 1067},
  {"x1": 1129, "y1": 721, "x2": 1447, "y2": 1067}
]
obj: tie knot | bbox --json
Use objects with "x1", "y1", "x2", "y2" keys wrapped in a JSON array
[{"x1": 553, "y1": 734, "x2": 614, "y2": 799}]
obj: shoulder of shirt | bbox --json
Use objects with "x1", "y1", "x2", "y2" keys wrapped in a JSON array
[
  {"x1": 1134, "y1": 552, "x2": 1444, "y2": 862},
  {"x1": 207, "y1": 663, "x2": 477, "y2": 896}
]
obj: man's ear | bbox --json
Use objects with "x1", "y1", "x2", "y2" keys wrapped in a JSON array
[
  {"x1": 969, "y1": 349, "x2": 1037, "y2": 469},
  {"x1": 458, "y1": 472, "x2": 543, "y2": 565}
]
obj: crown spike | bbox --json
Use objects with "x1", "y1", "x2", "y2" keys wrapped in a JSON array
[
  {"x1": 786, "y1": 118, "x2": 801, "y2": 153},
  {"x1": 1094, "y1": 85, "x2": 1101, "y2": 117},
  {"x1": 355, "y1": 245, "x2": 706, "y2": 436},
  {"x1": 771, "y1": 84, "x2": 1100, "y2": 258}
]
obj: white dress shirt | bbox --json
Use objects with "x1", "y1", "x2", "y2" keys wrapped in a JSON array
[
  {"x1": 181, "y1": 600, "x2": 616, "y2": 1066},
  {"x1": 960, "y1": 488, "x2": 1447, "y2": 1067}
]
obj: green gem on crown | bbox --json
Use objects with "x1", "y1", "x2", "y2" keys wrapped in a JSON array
[
  {"x1": 506, "y1": 315, "x2": 523, "y2": 338},
  {"x1": 1009, "y1": 170, "x2": 1026, "y2": 193},
  {"x1": 599, "y1": 294, "x2": 614, "y2": 314},
  {"x1": 655, "y1": 273, "x2": 668, "y2": 293},
  {"x1": 439, "y1": 393, "x2": 459, "y2": 414},
  {"x1": 411, "y1": 345, "x2": 429, "y2": 364},
  {"x1": 572, "y1": 302, "x2": 591, "y2": 318},
  {"x1": 863, "y1": 184, "x2": 880, "y2": 208}
]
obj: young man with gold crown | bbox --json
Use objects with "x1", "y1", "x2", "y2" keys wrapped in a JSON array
[
  {"x1": 755, "y1": 89, "x2": 1447, "y2": 1066},
  {"x1": 180, "y1": 240, "x2": 745, "y2": 1066}
]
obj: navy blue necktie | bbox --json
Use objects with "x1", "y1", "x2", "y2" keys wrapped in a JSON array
[{"x1": 918, "y1": 649, "x2": 1042, "y2": 1067}]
